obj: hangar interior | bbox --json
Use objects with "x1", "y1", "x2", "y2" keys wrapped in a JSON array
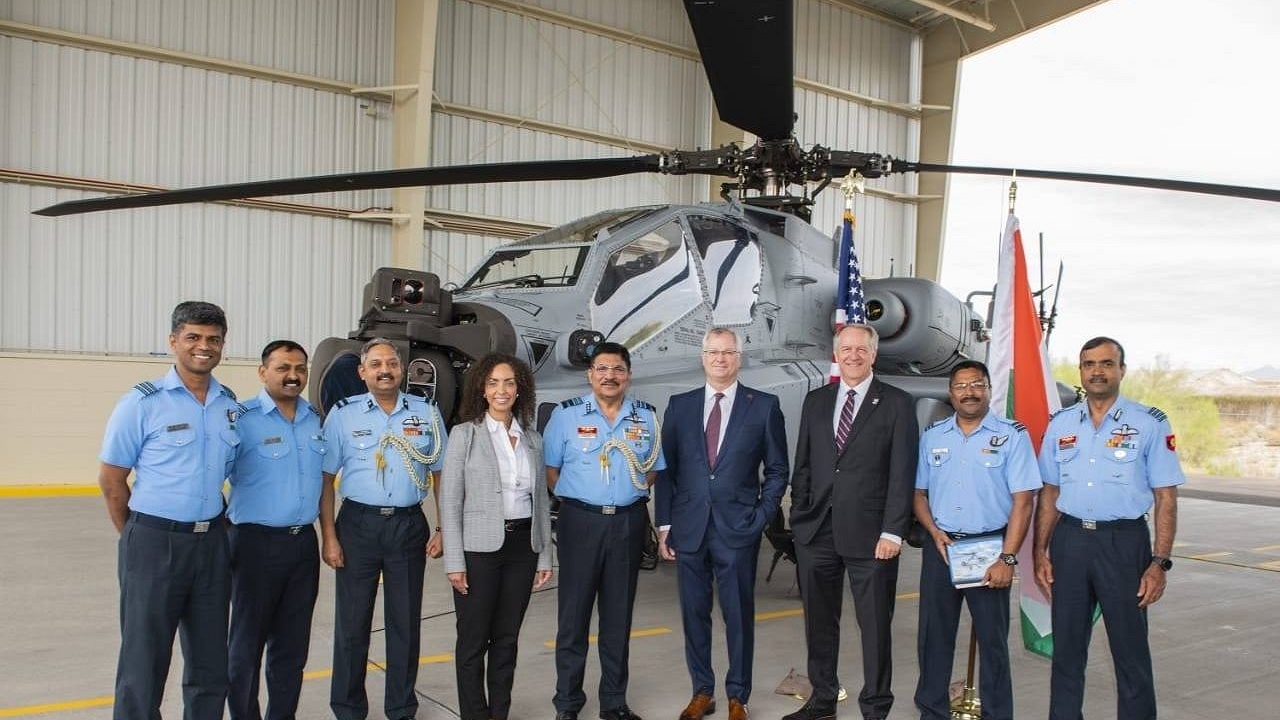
[{"x1": 0, "y1": 0, "x2": 1099, "y2": 485}]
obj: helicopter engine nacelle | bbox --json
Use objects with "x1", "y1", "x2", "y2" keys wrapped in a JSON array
[
  {"x1": 310, "y1": 267, "x2": 516, "y2": 420},
  {"x1": 864, "y1": 277, "x2": 986, "y2": 377}
]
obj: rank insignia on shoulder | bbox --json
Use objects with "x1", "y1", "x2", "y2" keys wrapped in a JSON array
[
  {"x1": 1010, "y1": 420, "x2": 1027, "y2": 433},
  {"x1": 219, "y1": 386, "x2": 238, "y2": 401},
  {"x1": 334, "y1": 398, "x2": 351, "y2": 409},
  {"x1": 560, "y1": 397, "x2": 584, "y2": 408},
  {"x1": 1147, "y1": 406, "x2": 1169, "y2": 422},
  {"x1": 133, "y1": 381, "x2": 160, "y2": 397},
  {"x1": 632, "y1": 400, "x2": 656, "y2": 412},
  {"x1": 926, "y1": 418, "x2": 947, "y2": 430}
]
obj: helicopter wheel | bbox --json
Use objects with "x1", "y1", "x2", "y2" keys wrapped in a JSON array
[
  {"x1": 312, "y1": 337, "x2": 366, "y2": 417},
  {"x1": 407, "y1": 348, "x2": 458, "y2": 424}
]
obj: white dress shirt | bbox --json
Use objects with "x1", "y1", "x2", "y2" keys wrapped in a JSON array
[
  {"x1": 831, "y1": 373, "x2": 874, "y2": 438},
  {"x1": 484, "y1": 413, "x2": 533, "y2": 520}
]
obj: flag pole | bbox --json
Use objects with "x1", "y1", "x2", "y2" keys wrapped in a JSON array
[{"x1": 950, "y1": 625, "x2": 981, "y2": 720}]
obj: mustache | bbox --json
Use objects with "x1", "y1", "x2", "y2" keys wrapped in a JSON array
[{"x1": 376, "y1": 373, "x2": 396, "y2": 381}]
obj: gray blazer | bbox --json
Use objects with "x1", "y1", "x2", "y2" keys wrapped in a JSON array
[{"x1": 439, "y1": 418, "x2": 552, "y2": 574}]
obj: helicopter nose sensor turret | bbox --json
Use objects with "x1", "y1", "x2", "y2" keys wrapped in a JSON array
[{"x1": 864, "y1": 277, "x2": 986, "y2": 377}]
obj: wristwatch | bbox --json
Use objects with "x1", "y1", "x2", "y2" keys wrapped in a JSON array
[
  {"x1": 1151, "y1": 556, "x2": 1173, "y2": 571},
  {"x1": 998, "y1": 553, "x2": 1018, "y2": 566}
]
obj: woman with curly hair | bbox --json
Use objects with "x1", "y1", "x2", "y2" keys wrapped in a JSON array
[{"x1": 439, "y1": 352, "x2": 553, "y2": 720}]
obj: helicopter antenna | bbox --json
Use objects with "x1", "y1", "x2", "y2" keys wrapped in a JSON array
[
  {"x1": 1038, "y1": 231, "x2": 1047, "y2": 325},
  {"x1": 1045, "y1": 260, "x2": 1065, "y2": 348}
]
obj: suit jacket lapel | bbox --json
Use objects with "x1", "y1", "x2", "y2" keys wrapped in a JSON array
[{"x1": 712, "y1": 386, "x2": 753, "y2": 469}]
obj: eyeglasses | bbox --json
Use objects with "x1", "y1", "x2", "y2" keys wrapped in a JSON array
[
  {"x1": 949, "y1": 381, "x2": 990, "y2": 391},
  {"x1": 591, "y1": 365, "x2": 629, "y2": 375},
  {"x1": 702, "y1": 350, "x2": 740, "y2": 358}
]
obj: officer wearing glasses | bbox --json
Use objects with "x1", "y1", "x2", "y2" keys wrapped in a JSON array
[
  {"x1": 543, "y1": 341, "x2": 666, "y2": 720},
  {"x1": 911, "y1": 360, "x2": 1040, "y2": 720}
]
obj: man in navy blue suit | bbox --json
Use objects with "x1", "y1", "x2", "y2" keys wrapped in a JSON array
[{"x1": 656, "y1": 327, "x2": 790, "y2": 720}]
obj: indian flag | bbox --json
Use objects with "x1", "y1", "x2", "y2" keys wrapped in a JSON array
[{"x1": 987, "y1": 212, "x2": 1061, "y2": 658}]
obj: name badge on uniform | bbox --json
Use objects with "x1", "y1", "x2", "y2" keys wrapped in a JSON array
[
  {"x1": 577, "y1": 426, "x2": 598, "y2": 439},
  {"x1": 263, "y1": 436, "x2": 283, "y2": 445},
  {"x1": 981, "y1": 447, "x2": 999, "y2": 455},
  {"x1": 352, "y1": 429, "x2": 373, "y2": 437},
  {"x1": 1058, "y1": 435, "x2": 1077, "y2": 450},
  {"x1": 166, "y1": 423, "x2": 190, "y2": 432}
]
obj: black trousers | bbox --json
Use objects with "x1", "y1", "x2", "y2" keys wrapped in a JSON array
[
  {"x1": 1048, "y1": 518, "x2": 1155, "y2": 720},
  {"x1": 227, "y1": 523, "x2": 320, "y2": 720},
  {"x1": 331, "y1": 504, "x2": 429, "y2": 720},
  {"x1": 452, "y1": 523, "x2": 539, "y2": 720},
  {"x1": 795, "y1": 518, "x2": 898, "y2": 720},
  {"x1": 114, "y1": 514, "x2": 231, "y2": 720},
  {"x1": 914, "y1": 538, "x2": 1013, "y2": 720},
  {"x1": 553, "y1": 501, "x2": 647, "y2": 713}
]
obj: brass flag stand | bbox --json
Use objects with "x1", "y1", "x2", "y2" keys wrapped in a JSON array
[{"x1": 950, "y1": 625, "x2": 981, "y2": 720}]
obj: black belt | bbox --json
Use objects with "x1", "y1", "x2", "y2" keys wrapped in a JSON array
[
  {"x1": 504, "y1": 517, "x2": 532, "y2": 532},
  {"x1": 342, "y1": 499, "x2": 421, "y2": 516},
  {"x1": 1060, "y1": 513, "x2": 1146, "y2": 531},
  {"x1": 945, "y1": 526, "x2": 1006, "y2": 541},
  {"x1": 559, "y1": 497, "x2": 647, "y2": 516},
  {"x1": 130, "y1": 510, "x2": 224, "y2": 533},
  {"x1": 232, "y1": 522, "x2": 313, "y2": 535}
]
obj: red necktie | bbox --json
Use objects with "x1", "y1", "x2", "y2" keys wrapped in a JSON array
[
  {"x1": 836, "y1": 389, "x2": 857, "y2": 453},
  {"x1": 706, "y1": 392, "x2": 724, "y2": 466}
]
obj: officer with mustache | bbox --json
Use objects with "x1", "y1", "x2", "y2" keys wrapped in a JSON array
[
  {"x1": 226, "y1": 340, "x2": 325, "y2": 720},
  {"x1": 320, "y1": 338, "x2": 448, "y2": 720}
]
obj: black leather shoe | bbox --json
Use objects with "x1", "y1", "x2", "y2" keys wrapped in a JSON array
[
  {"x1": 556, "y1": 712, "x2": 580, "y2": 720},
  {"x1": 780, "y1": 700, "x2": 836, "y2": 720},
  {"x1": 601, "y1": 705, "x2": 643, "y2": 720}
]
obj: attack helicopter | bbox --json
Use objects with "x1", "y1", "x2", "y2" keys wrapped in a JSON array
[{"x1": 33, "y1": 0, "x2": 1280, "y2": 442}]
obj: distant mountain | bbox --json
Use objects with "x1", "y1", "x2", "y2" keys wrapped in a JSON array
[{"x1": 1244, "y1": 365, "x2": 1280, "y2": 382}]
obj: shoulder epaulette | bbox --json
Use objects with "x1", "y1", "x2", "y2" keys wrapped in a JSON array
[
  {"x1": 560, "y1": 397, "x2": 584, "y2": 408},
  {"x1": 1146, "y1": 406, "x2": 1169, "y2": 422},
  {"x1": 219, "y1": 386, "x2": 238, "y2": 401},
  {"x1": 1010, "y1": 420, "x2": 1028, "y2": 433},
  {"x1": 132, "y1": 381, "x2": 161, "y2": 398},
  {"x1": 926, "y1": 418, "x2": 947, "y2": 430},
  {"x1": 1049, "y1": 406, "x2": 1073, "y2": 420},
  {"x1": 634, "y1": 400, "x2": 656, "y2": 412},
  {"x1": 334, "y1": 398, "x2": 352, "y2": 409}
]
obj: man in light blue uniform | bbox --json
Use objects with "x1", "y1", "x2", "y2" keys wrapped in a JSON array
[
  {"x1": 320, "y1": 338, "x2": 447, "y2": 720},
  {"x1": 227, "y1": 340, "x2": 325, "y2": 720},
  {"x1": 98, "y1": 301, "x2": 240, "y2": 720},
  {"x1": 911, "y1": 360, "x2": 1040, "y2": 720},
  {"x1": 1034, "y1": 336, "x2": 1184, "y2": 720},
  {"x1": 544, "y1": 341, "x2": 666, "y2": 720}
]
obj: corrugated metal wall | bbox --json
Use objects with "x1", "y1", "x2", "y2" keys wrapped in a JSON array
[
  {"x1": 1, "y1": 0, "x2": 920, "y2": 356},
  {"x1": 1, "y1": 0, "x2": 396, "y2": 357}
]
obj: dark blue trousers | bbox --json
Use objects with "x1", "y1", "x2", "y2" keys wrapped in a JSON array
[
  {"x1": 553, "y1": 501, "x2": 647, "y2": 713},
  {"x1": 330, "y1": 504, "x2": 429, "y2": 720},
  {"x1": 676, "y1": 518, "x2": 760, "y2": 703},
  {"x1": 1048, "y1": 518, "x2": 1155, "y2": 720},
  {"x1": 913, "y1": 539, "x2": 1013, "y2": 720},
  {"x1": 227, "y1": 523, "x2": 320, "y2": 720},
  {"x1": 114, "y1": 514, "x2": 230, "y2": 720}
]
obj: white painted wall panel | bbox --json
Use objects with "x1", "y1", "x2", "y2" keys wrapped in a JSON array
[
  {"x1": 520, "y1": 0, "x2": 695, "y2": 47},
  {"x1": 0, "y1": 0, "x2": 394, "y2": 85}
]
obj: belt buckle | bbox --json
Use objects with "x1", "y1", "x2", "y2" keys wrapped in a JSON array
[
  {"x1": 379, "y1": 507, "x2": 394, "y2": 516},
  {"x1": 193, "y1": 521, "x2": 210, "y2": 533},
  {"x1": 1081, "y1": 519, "x2": 1097, "y2": 530},
  {"x1": 504, "y1": 520, "x2": 515, "y2": 532},
  {"x1": 602, "y1": 505, "x2": 616, "y2": 515},
  {"x1": 290, "y1": 526, "x2": 302, "y2": 535}
]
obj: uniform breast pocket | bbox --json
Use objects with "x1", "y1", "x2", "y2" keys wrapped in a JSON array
[
  {"x1": 928, "y1": 450, "x2": 952, "y2": 468},
  {"x1": 309, "y1": 437, "x2": 328, "y2": 457},
  {"x1": 1054, "y1": 447, "x2": 1080, "y2": 483},
  {"x1": 978, "y1": 451, "x2": 1006, "y2": 469},
  {"x1": 576, "y1": 437, "x2": 604, "y2": 465},
  {"x1": 220, "y1": 430, "x2": 241, "y2": 474},
  {"x1": 1103, "y1": 449, "x2": 1139, "y2": 482},
  {"x1": 350, "y1": 437, "x2": 378, "y2": 460},
  {"x1": 163, "y1": 427, "x2": 196, "y2": 447},
  {"x1": 256, "y1": 440, "x2": 293, "y2": 461}
]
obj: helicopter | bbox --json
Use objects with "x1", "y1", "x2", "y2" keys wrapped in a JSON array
[{"x1": 32, "y1": 0, "x2": 1280, "y2": 442}]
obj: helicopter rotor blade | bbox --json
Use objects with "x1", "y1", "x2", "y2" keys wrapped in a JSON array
[
  {"x1": 683, "y1": 0, "x2": 794, "y2": 142},
  {"x1": 34, "y1": 156, "x2": 663, "y2": 217},
  {"x1": 901, "y1": 161, "x2": 1280, "y2": 203}
]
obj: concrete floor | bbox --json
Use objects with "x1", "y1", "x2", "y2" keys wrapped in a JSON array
[{"x1": 2, "y1": 482, "x2": 1279, "y2": 719}]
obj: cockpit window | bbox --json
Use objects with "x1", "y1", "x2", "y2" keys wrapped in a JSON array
[
  {"x1": 590, "y1": 220, "x2": 701, "y2": 349},
  {"x1": 687, "y1": 214, "x2": 761, "y2": 325},
  {"x1": 461, "y1": 207, "x2": 660, "y2": 290}
]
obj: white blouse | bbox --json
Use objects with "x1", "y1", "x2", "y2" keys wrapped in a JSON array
[{"x1": 484, "y1": 413, "x2": 533, "y2": 519}]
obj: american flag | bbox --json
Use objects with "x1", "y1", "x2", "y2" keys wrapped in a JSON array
[
  {"x1": 830, "y1": 207, "x2": 866, "y2": 382},
  {"x1": 834, "y1": 208, "x2": 867, "y2": 327}
]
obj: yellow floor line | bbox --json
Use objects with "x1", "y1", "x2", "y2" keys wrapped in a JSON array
[
  {"x1": 1257, "y1": 560, "x2": 1280, "y2": 571},
  {"x1": 0, "y1": 485, "x2": 100, "y2": 498},
  {"x1": 1251, "y1": 543, "x2": 1280, "y2": 553},
  {"x1": 1189, "y1": 551, "x2": 1234, "y2": 560},
  {"x1": 543, "y1": 626, "x2": 672, "y2": 648},
  {"x1": 0, "y1": 655, "x2": 454, "y2": 717}
]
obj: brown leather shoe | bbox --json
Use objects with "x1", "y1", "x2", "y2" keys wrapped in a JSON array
[
  {"x1": 678, "y1": 693, "x2": 716, "y2": 720},
  {"x1": 727, "y1": 699, "x2": 749, "y2": 720}
]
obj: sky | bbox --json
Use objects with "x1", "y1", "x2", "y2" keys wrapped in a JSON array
[{"x1": 937, "y1": 0, "x2": 1280, "y2": 372}]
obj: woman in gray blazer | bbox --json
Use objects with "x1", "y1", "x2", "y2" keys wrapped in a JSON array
[{"x1": 440, "y1": 352, "x2": 553, "y2": 720}]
